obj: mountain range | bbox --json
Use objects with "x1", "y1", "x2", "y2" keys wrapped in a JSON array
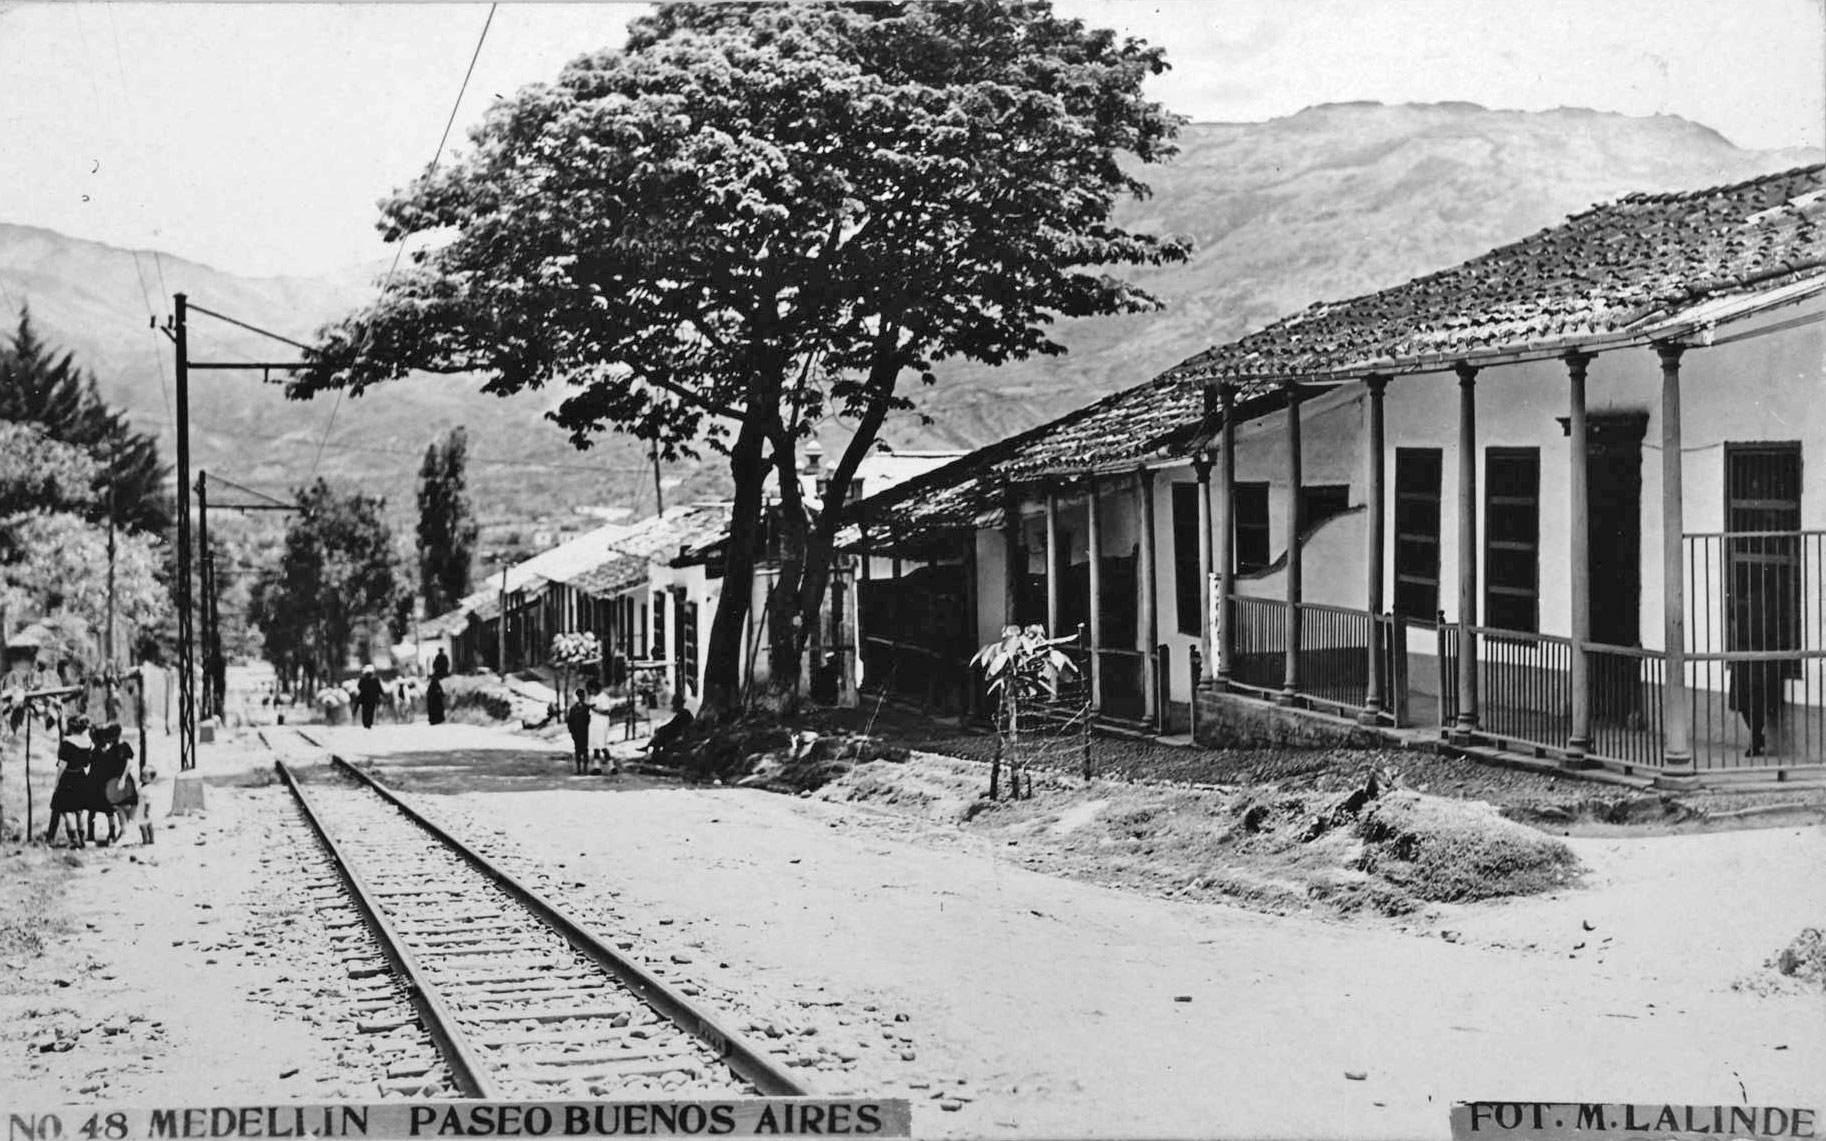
[{"x1": 2, "y1": 101, "x2": 1817, "y2": 558}]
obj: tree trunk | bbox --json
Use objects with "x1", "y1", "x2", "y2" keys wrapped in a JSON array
[
  {"x1": 763, "y1": 432, "x2": 809, "y2": 713},
  {"x1": 780, "y1": 359, "x2": 899, "y2": 703},
  {"x1": 699, "y1": 408, "x2": 773, "y2": 722}
]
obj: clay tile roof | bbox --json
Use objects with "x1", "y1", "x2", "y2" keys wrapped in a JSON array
[
  {"x1": 565, "y1": 503, "x2": 733, "y2": 598},
  {"x1": 854, "y1": 164, "x2": 1825, "y2": 544}
]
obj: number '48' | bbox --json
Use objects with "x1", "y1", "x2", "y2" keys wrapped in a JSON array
[{"x1": 77, "y1": 1116, "x2": 125, "y2": 1140}]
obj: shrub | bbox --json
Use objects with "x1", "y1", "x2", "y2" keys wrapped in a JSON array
[{"x1": 1356, "y1": 791, "x2": 1580, "y2": 902}]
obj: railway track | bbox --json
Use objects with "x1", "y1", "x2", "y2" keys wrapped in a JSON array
[{"x1": 271, "y1": 740, "x2": 813, "y2": 1101}]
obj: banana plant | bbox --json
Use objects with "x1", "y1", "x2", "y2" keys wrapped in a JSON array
[{"x1": 970, "y1": 624, "x2": 1079, "y2": 800}]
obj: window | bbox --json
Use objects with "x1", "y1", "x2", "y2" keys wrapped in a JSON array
[
  {"x1": 1726, "y1": 443, "x2": 1801, "y2": 670},
  {"x1": 1234, "y1": 482, "x2": 1271, "y2": 573},
  {"x1": 1394, "y1": 449, "x2": 1442, "y2": 620},
  {"x1": 682, "y1": 600, "x2": 700, "y2": 696},
  {"x1": 1171, "y1": 482, "x2": 1203, "y2": 635},
  {"x1": 1300, "y1": 484, "x2": 1351, "y2": 533},
  {"x1": 1484, "y1": 448, "x2": 1541, "y2": 633},
  {"x1": 652, "y1": 593, "x2": 668, "y2": 658}
]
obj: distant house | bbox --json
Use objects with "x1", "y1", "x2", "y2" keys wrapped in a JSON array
[
  {"x1": 427, "y1": 505, "x2": 733, "y2": 692},
  {"x1": 852, "y1": 164, "x2": 1826, "y2": 785}
]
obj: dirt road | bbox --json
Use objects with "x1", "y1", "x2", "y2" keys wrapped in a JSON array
[{"x1": 3, "y1": 720, "x2": 1821, "y2": 1140}]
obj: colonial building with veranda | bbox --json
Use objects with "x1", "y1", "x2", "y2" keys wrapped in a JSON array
[{"x1": 848, "y1": 163, "x2": 1825, "y2": 786}]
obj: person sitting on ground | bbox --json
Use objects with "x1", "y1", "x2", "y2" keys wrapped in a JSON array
[
  {"x1": 565, "y1": 688, "x2": 593, "y2": 775},
  {"x1": 643, "y1": 694, "x2": 695, "y2": 763}
]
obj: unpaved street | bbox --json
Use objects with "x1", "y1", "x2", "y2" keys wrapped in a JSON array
[{"x1": 4, "y1": 721, "x2": 1822, "y2": 1140}]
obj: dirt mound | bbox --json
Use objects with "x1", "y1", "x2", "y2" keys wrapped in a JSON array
[
  {"x1": 818, "y1": 756, "x2": 1581, "y2": 920},
  {"x1": 1771, "y1": 928, "x2": 1826, "y2": 991},
  {"x1": 1357, "y1": 792, "x2": 1582, "y2": 902}
]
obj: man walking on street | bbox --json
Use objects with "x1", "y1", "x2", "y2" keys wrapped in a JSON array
[
  {"x1": 566, "y1": 688, "x2": 592, "y2": 775},
  {"x1": 355, "y1": 665, "x2": 384, "y2": 730}
]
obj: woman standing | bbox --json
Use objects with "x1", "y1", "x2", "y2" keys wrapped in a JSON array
[{"x1": 47, "y1": 715, "x2": 94, "y2": 847}]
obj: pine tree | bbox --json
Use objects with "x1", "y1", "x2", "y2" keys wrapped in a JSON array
[{"x1": 416, "y1": 427, "x2": 479, "y2": 617}]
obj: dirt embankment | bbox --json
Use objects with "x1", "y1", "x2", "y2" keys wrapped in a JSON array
[{"x1": 817, "y1": 753, "x2": 1579, "y2": 919}]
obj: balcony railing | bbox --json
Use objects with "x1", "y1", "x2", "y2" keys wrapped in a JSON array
[{"x1": 1222, "y1": 595, "x2": 1398, "y2": 722}]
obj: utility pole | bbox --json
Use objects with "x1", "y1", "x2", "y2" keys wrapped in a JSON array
[
  {"x1": 196, "y1": 470, "x2": 212, "y2": 722},
  {"x1": 160, "y1": 293, "x2": 315, "y2": 803},
  {"x1": 173, "y1": 293, "x2": 197, "y2": 775},
  {"x1": 104, "y1": 442, "x2": 118, "y2": 722},
  {"x1": 651, "y1": 438, "x2": 665, "y2": 516},
  {"x1": 497, "y1": 561, "x2": 509, "y2": 675}
]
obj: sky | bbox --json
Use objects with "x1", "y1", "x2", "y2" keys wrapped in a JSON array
[{"x1": 0, "y1": 0, "x2": 1820, "y2": 278}]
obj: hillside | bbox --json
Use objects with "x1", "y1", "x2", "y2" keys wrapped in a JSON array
[{"x1": 2, "y1": 101, "x2": 1817, "y2": 551}]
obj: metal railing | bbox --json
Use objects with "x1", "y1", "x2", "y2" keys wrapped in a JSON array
[
  {"x1": 1588, "y1": 642, "x2": 1664, "y2": 769},
  {"x1": 1222, "y1": 595, "x2": 1397, "y2": 721},
  {"x1": 1686, "y1": 531, "x2": 1826, "y2": 769},
  {"x1": 1226, "y1": 595, "x2": 1287, "y2": 696}
]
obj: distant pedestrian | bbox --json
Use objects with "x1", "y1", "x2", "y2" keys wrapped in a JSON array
[
  {"x1": 48, "y1": 715, "x2": 94, "y2": 847},
  {"x1": 425, "y1": 676, "x2": 447, "y2": 725},
  {"x1": 566, "y1": 688, "x2": 592, "y2": 775},
  {"x1": 432, "y1": 649, "x2": 450, "y2": 680},
  {"x1": 355, "y1": 666, "x2": 384, "y2": 730}
]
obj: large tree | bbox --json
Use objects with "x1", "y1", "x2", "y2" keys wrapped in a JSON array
[
  {"x1": 248, "y1": 479, "x2": 404, "y2": 686},
  {"x1": 0, "y1": 307, "x2": 172, "y2": 535},
  {"x1": 292, "y1": 2, "x2": 1188, "y2": 718},
  {"x1": 416, "y1": 426, "x2": 480, "y2": 617}
]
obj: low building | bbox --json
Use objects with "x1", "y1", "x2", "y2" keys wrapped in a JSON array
[{"x1": 853, "y1": 164, "x2": 1826, "y2": 784}]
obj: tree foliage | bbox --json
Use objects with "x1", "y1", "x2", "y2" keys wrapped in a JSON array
[
  {"x1": 0, "y1": 511, "x2": 171, "y2": 666},
  {"x1": 0, "y1": 307, "x2": 172, "y2": 535},
  {"x1": 416, "y1": 426, "x2": 480, "y2": 617},
  {"x1": 293, "y1": 1, "x2": 1188, "y2": 716},
  {"x1": 248, "y1": 480, "x2": 404, "y2": 685},
  {"x1": 0, "y1": 421, "x2": 99, "y2": 532}
]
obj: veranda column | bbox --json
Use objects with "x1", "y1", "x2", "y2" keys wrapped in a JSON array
[
  {"x1": 1138, "y1": 467, "x2": 1161, "y2": 730},
  {"x1": 1216, "y1": 385, "x2": 1237, "y2": 686},
  {"x1": 1454, "y1": 363, "x2": 1480, "y2": 737},
  {"x1": 1193, "y1": 451, "x2": 1215, "y2": 681},
  {"x1": 1087, "y1": 479, "x2": 1105, "y2": 710},
  {"x1": 1657, "y1": 344, "x2": 1697, "y2": 784},
  {"x1": 1360, "y1": 375, "x2": 1389, "y2": 723},
  {"x1": 1280, "y1": 381, "x2": 1304, "y2": 705},
  {"x1": 1045, "y1": 489, "x2": 1062, "y2": 635},
  {"x1": 1565, "y1": 351, "x2": 1594, "y2": 762},
  {"x1": 961, "y1": 528, "x2": 979, "y2": 717}
]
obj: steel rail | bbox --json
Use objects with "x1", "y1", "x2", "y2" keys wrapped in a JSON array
[
  {"x1": 273, "y1": 758, "x2": 501, "y2": 1098},
  {"x1": 312, "y1": 748, "x2": 813, "y2": 1098}
]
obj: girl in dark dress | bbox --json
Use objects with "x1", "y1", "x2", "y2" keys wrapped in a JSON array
[
  {"x1": 48, "y1": 716, "x2": 94, "y2": 847},
  {"x1": 90, "y1": 725, "x2": 132, "y2": 845},
  {"x1": 425, "y1": 676, "x2": 446, "y2": 725}
]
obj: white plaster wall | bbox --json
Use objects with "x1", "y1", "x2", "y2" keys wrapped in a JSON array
[{"x1": 1215, "y1": 291, "x2": 1826, "y2": 656}]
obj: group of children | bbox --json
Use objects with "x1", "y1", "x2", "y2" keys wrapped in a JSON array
[{"x1": 46, "y1": 715, "x2": 155, "y2": 848}]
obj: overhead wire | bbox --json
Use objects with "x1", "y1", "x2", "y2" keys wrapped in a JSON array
[{"x1": 309, "y1": 2, "x2": 498, "y2": 481}]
